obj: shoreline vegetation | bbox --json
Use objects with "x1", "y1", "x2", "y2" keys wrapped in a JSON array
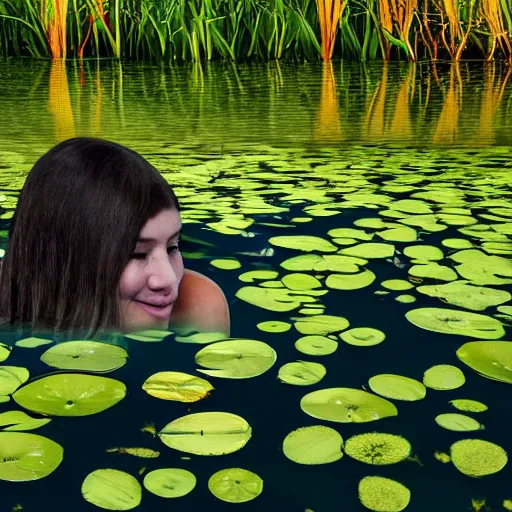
[{"x1": 0, "y1": 0, "x2": 511, "y2": 63}]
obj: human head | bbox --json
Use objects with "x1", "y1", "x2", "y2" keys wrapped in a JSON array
[{"x1": 0, "y1": 137, "x2": 182, "y2": 336}]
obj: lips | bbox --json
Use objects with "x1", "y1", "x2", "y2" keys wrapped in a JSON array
[
  {"x1": 134, "y1": 299, "x2": 175, "y2": 321},
  {"x1": 136, "y1": 299, "x2": 172, "y2": 308}
]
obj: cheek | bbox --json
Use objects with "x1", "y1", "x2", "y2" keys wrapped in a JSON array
[{"x1": 119, "y1": 264, "x2": 144, "y2": 299}]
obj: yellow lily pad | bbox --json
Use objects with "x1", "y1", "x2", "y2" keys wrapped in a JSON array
[{"x1": 142, "y1": 371, "x2": 214, "y2": 402}]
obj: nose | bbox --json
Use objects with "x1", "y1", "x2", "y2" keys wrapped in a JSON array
[{"x1": 146, "y1": 252, "x2": 178, "y2": 291}]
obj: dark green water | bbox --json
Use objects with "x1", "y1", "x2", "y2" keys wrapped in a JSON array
[{"x1": 0, "y1": 60, "x2": 511, "y2": 512}]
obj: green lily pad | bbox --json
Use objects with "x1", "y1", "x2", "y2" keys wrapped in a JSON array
[
  {"x1": 368, "y1": 374, "x2": 426, "y2": 401},
  {"x1": 358, "y1": 476, "x2": 411, "y2": 512},
  {"x1": 353, "y1": 218, "x2": 390, "y2": 229},
  {"x1": 0, "y1": 432, "x2": 63, "y2": 481},
  {"x1": 195, "y1": 339, "x2": 276, "y2": 379},
  {"x1": 423, "y1": 365, "x2": 465, "y2": 390},
  {"x1": 405, "y1": 308, "x2": 505, "y2": 339},
  {"x1": 339, "y1": 328, "x2": 386, "y2": 347},
  {"x1": 0, "y1": 367, "x2": 30, "y2": 396},
  {"x1": 498, "y1": 306, "x2": 512, "y2": 316},
  {"x1": 174, "y1": 332, "x2": 227, "y2": 344},
  {"x1": 269, "y1": 236, "x2": 338, "y2": 253},
  {"x1": 277, "y1": 361, "x2": 326, "y2": 385},
  {"x1": 295, "y1": 336, "x2": 338, "y2": 356},
  {"x1": 403, "y1": 245, "x2": 444, "y2": 261},
  {"x1": 325, "y1": 269, "x2": 376, "y2": 290},
  {"x1": 0, "y1": 410, "x2": 51, "y2": 431},
  {"x1": 340, "y1": 243, "x2": 395, "y2": 259},
  {"x1": 235, "y1": 286, "x2": 301, "y2": 312},
  {"x1": 40, "y1": 341, "x2": 128, "y2": 373},
  {"x1": 294, "y1": 315, "x2": 349, "y2": 335},
  {"x1": 395, "y1": 294, "x2": 416, "y2": 303},
  {"x1": 450, "y1": 439, "x2": 508, "y2": 477},
  {"x1": 13, "y1": 374, "x2": 126, "y2": 416},
  {"x1": 435, "y1": 413, "x2": 482, "y2": 432},
  {"x1": 409, "y1": 263, "x2": 458, "y2": 281},
  {"x1": 345, "y1": 433, "x2": 411, "y2": 464},
  {"x1": 328, "y1": 228, "x2": 373, "y2": 241},
  {"x1": 159, "y1": 412, "x2": 251, "y2": 455},
  {"x1": 257, "y1": 321, "x2": 291, "y2": 333},
  {"x1": 281, "y1": 273, "x2": 322, "y2": 290},
  {"x1": 239, "y1": 270, "x2": 279, "y2": 282},
  {"x1": 390, "y1": 199, "x2": 433, "y2": 214},
  {"x1": 82, "y1": 469, "x2": 142, "y2": 510},
  {"x1": 449, "y1": 399, "x2": 488, "y2": 413},
  {"x1": 142, "y1": 371, "x2": 214, "y2": 402},
  {"x1": 15, "y1": 337, "x2": 53, "y2": 348},
  {"x1": 280, "y1": 254, "x2": 366, "y2": 273},
  {"x1": 0, "y1": 344, "x2": 11, "y2": 362},
  {"x1": 416, "y1": 281, "x2": 511, "y2": 311},
  {"x1": 300, "y1": 388, "x2": 398, "y2": 423},
  {"x1": 208, "y1": 468, "x2": 263, "y2": 503},
  {"x1": 124, "y1": 330, "x2": 172, "y2": 342},
  {"x1": 442, "y1": 238, "x2": 474, "y2": 250},
  {"x1": 378, "y1": 226, "x2": 418, "y2": 243},
  {"x1": 210, "y1": 258, "x2": 241, "y2": 270},
  {"x1": 282, "y1": 426, "x2": 343, "y2": 464},
  {"x1": 143, "y1": 468, "x2": 196, "y2": 498},
  {"x1": 381, "y1": 279, "x2": 414, "y2": 291},
  {"x1": 456, "y1": 341, "x2": 512, "y2": 384}
]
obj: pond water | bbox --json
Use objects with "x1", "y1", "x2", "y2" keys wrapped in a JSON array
[{"x1": 0, "y1": 59, "x2": 511, "y2": 512}]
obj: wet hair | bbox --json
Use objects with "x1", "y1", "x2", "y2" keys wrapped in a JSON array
[{"x1": 0, "y1": 137, "x2": 179, "y2": 336}]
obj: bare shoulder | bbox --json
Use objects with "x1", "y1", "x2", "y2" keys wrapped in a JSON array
[{"x1": 169, "y1": 268, "x2": 231, "y2": 337}]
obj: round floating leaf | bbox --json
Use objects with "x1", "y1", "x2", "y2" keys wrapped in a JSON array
[
  {"x1": 390, "y1": 199, "x2": 432, "y2": 214},
  {"x1": 456, "y1": 341, "x2": 512, "y2": 384},
  {"x1": 300, "y1": 388, "x2": 398, "y2": 423},
  {"x1": 295, "y1": 336, "x2": 338, "y2": 356},
  {"x1": 280, "y1": 254, "x2": 366, "y2": 273},
  {"x1": 235, "y1": 286, "x2": 301, "y2": 312},
  {"x1": 435, "y1": 413, "x2": 482, "y2": 432},
  {"x1": 0, "y1": 432, "x2": 63, "y2": 482},
  {"x1": 0, "y1": 344, "x2": 11, "y2": 362},
  {"x1": 340, "y1": 328, "x2": 386, "y2": 347},
  {"x1": 283, "y1": 426, "x2": 343, "y2": 464},
  {"x1": 40, "y1": 341, "x2": 128, "y2": 373},
  {"x1": 15, "y1": 337, "x2": 53, "y2": 348},
  {"x1": 498, "y1": 305, "x2": 512, "y2": 316},
  {"x1": 269, "y1": 236, "x2": 338, "y2": 253},
  {"x1": 381, "y1": 280, "x2": 414, "y2": 291},
  {"x1": 142, "y1": 372, "x2": 214, "y2": 402},
  {"x1": 82, "y1": 469, "x2": 142, "y2": 510},
  {"x1": 442, "y1": 238, "x2": 474, "y2": 250},
  {"x1": 450, "y1": 439, "x2": 508, "y2": 477},
  {"x1": 325, "y1": 269, "x2": 376, "y2": 290},
  {"x1": 174, "y1": 332, "x2": 227, "y2": 344},
  {"x1": 340, "y1": 243, "x2": 395, "y2": 259},
  {"x1": 409, "y1": 263, "x2": 458, "y2": 282},
  {"x1": 195, "y1": 339, "x2": 276, "y2": 379},
  {"x1": 143, "y1": 468, "x2": 196, "y2": 498},
  {"x1": 257, "y1": 321, "x2": 291, "y2": 333},
  {"x1": 395, "y1": 294, "x2": 416, "y2": 304},
  {"x1": 405, "y1": 308, "x2": 505, "y2": 339},
  {"x1": 210, "y1": 259, "x2": 241, "y2": 270},
  {"x1": 124, "y1": 330, "x2": 172, "y2": 342},
  {"x1": 417, "y1": 281, "x2": 511, "y2": 312},
  {"x1": 13, "y1": 374, "x2": 126, "y2": 416},
  {"x1": 368, "y1": 374, "x2": 426, "y2": 401},
  {"x1": 354, "y1": 218, "x2": 391, "y2": 229},
  {"x1": 358, "y1": 476, "x2": 411, "y2": 512},
  {"x1": 0, "y1": 367, "x2": 29, "y2": 395},
  {"x1": 294, "y1": 315, "x2": 349, "y2": 335},
  {"x1": 504, "y1": 500, "x2": 512, "y2": 511},
  {"x1": 159, "y1": 412, "x2": 251, "y2": 456},
  {"x1": 403, "y1": 245, "x2": 444, "y2": 261},
  {"x1": 449, "y1": 399, "x2": 488, "y2": 413},
  {"x1": 345, "y1": 433, "x2": 411, "y2": 465},
  {"x1": 239, "y1": 270, "x2": 279, "y2": 283},
  {"x1": 278, "y1": 361, "x2": 326, "y2": 386},
  {"x1": 208, "y1": 468, "x2": 263, "y2": 503},
  {"x1": 0, "y1": 410, "x2": 51, "y2": 431},
  {"x1": 281, "y1": 273, "x2": 322, "y2": 290},
  {"x1": 327, "y1": 228, "x2": 373, "y2": 241},
  {"x1": 423, "y1": 365, "x2": 465, "y2": 390},
  {"x1": 378, "y1": 226, "x2": 417, "y2": 243}
]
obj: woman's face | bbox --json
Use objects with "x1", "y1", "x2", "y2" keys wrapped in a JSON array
[{"x1": 119, "y1": 208, "x2": 184, "y2": 332}]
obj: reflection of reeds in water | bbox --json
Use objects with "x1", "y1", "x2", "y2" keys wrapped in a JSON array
[
  {"x1": 314, "y1": 62, "x2": 342, "y2": 142},
  {"x1": 48, "y1": 59, "x2": 75, "y2": 141},
  {"x1": 389, "y1": 64, "x2": 414, "y2": 141},
  {"x1": 364, "y1": 63, "x2": 389, "y2": 141},
  {"x1": 433, "y1": 64, "x2": 462, "y2": 144}
]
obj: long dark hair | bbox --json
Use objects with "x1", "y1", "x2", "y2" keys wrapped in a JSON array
[{"x1": 0, "y1": 137, "x2": 179, "y2": 335}]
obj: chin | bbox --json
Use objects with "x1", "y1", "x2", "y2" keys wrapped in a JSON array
[{"x1": 121, "y1": 304, "x2": 172, "y2": 332}]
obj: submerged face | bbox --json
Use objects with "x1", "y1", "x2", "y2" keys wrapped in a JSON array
[{"x1": 119, "y1": 208, "x2": 184, "y2": 332}]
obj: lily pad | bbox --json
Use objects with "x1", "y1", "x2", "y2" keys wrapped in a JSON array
[
  {"x1": 340, "y1": 243, "x2": 395, "y2": 259},
  {"x1": 378, "y1": 226, "x2": 417, "y2": 243},
  {"x1": 294, "y1": 315, "x2": 349, "y2": 335},
  {"x1": 277, "y1": 361, "x2": 326, "y2": 386},
  {"x1": 442, "y1": 238, "x2": 474, "y2": 250},
  {"x1": 0, "y1": 432, "x2": 63, "y2": 481},
  {"x1": 210, "y1": 258, "x2": 241, "y2": 270},
  {"x1": 409, "y1": 263, "x2": 458, "y2": 282},
  {"x1": 124, "y1": 330, "x2": 172, "y2": 342},
  {"x1": 235, "y1": 286, "x2": 301, "y2": 312},
  {"x1": 239, "y1": 270, "x2": 279, "y2": 282},
  {"x1": 358, "y1": 476, "x2": 411, "y2": 512},
  {"x1": 142, "y1": 372, "x2": 214, "y2": 402},
  {"x1": 381, "y1": 280, "x2": 414, "y2": 291},
  {"x1": 174, "y1": 332, "x2": 227, "y2": 344},
  {"x1": 396, "y1": 294, "x2": 416, "y2": 303},
  {"x1": 368, "y1": 374, "x2": 426, "y2": 401},
  {"x1": 281, "y1": 273, "x2": 322, "y2": 290},
  {"x1": 159, "y1": 412, "x2": 251, "y2": 455},
  {"x1": 450, "y1": 439, "x2": 508, "y2": 477},
  {"x1": 345, "y1": 433, "x2": 411, "y2": 464},
  {"x1": 327, "y1": 228, "x2": 373, "y2": 240},
  {"x1": 143, "y1": 468, "x2": 196, "y2": 498},
  {"x1": 405, "y1": 308, "x2": 505, "y2": 339},
  {"x1": 0, "y1": 410, "x2": 51, "y2": 431},
  {"x1": 295, "y1": 336, "x2": 338, "y2": 356},
  {"x1": 325, "y1": 269, "x2": 376, "y2": 290},
  {"x1": 0, "y1": 344, "x2": 11, "y2": 362},
  {"x1": 339, "y1": 328, "x2": 386, "y2": 347},
  {"x1": 282, "y1": 426, "x2": 343, "y2": 464},
  {"x1": 82, "y1": 469, "x2": 142, "y2": 510},
  {"x1": 403, "y1": 245, "x2": 444, "y2": 261},
  {"x1": 449, "y1": 399, "x2": 488, "y2": 413},
  {"x1": 208, "y1": 468, "x2": 263, "y2": 503},
  {"x1": 456, "y1": 341, "x2": 512, "y2": 384},
  {"x1": 280, "y1": 254, "x2": 366, "y2": 273},
  {"x1": 423, "y1": 365, "x2": 465, "y2": 390},
  {"x1": 15, "y1": 337, "x2": 53, "y2": 348},
  {"x1": 0, "y1": 366, "x2": 29, "y2": 395},
  {"x1": 195, "y1": 339, "x2": 276, "y2": 379},
  {"x1": 40, "y1": 341, "x2": 128, "y2": 373},
  {"x1": 269, "y1": 236, "x2": 338, "y2": 253},
  {"x1": 300, "y1": 388, "x2": 398, "y2": 423},
  {"x1": 257, "y1": 321, "x2": 291, "y2": 333},
  {"x1": 13, "y1": 374, "x2": 126, "y2": 416},
  {"x1": 435, "y1": 413, "x2": 482, "y2": 432}
]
